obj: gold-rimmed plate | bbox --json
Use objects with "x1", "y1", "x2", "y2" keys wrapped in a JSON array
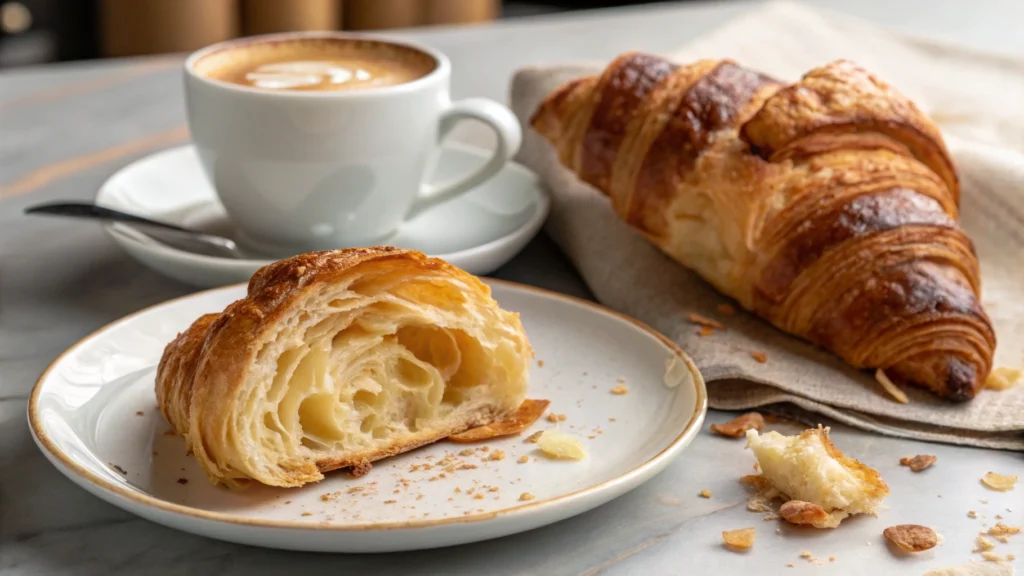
[{"x1": 28, "y1": 280, "x2": 706, "y2": 552}]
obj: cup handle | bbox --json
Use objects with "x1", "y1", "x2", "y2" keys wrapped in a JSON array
[{"x1": 406, "y1": 98, "x2": 522, "y2": 220}]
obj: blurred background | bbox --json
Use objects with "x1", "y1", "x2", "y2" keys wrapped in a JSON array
[{"x1": 0, "y1": 0, "x2": 698, "y2": 68}]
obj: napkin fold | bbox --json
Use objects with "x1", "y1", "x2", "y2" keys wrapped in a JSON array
[{"x1": 510, "y1": 1, "x2": 1024, "y2": 450}]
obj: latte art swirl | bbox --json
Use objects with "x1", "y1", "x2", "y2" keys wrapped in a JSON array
[
  {"x1": 245, "y1": 61, "x2": 375, "y2": 90},
  {"x1": 194, "y1": 38, "x2": 436, "y2": 92}
]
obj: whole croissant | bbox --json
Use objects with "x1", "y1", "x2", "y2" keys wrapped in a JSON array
[{"x1": 531, "y1": 54, "x2": 995, "y2": 400}]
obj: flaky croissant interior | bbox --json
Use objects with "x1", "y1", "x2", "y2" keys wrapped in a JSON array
[{"x1": 157, "y1": 248, "x2": 531, "y2": 487}]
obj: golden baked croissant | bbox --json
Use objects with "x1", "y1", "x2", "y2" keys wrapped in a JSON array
[
  {"x1": 531, "y1": 54, "x2": 995, "y2": 401},
  {"x1": 156, "y1": 247, "x2": 531, "y2": 487}
]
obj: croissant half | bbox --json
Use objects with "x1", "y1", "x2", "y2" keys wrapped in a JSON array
[
  {"x1": 531, "y1": 54, "x2": 995, "y2": 400},
  {"x1": 157, "y1": 247, "x2": 532, "y2": 487}
]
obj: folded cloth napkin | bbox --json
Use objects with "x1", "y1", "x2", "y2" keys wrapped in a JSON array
[{"x1": 510, "y1": 1, "x2": 1024, "y2": 450}]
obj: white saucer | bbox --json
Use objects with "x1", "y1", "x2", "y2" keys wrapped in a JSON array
[
  {"x1": 97, "y1": 143, "x2": 550, "y2": 287},
  {"x1": 29, "y1": 280, "x2": 706, "y2": 552}
]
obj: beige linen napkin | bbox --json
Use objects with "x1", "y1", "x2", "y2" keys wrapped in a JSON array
[{"x1": 510, "y1": 1, "x2": 1024, "y2": 450}]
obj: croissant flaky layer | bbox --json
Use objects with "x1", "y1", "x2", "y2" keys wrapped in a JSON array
[
  {"x1": 532, "y1": 54, "x2": 995, "y2": 401},
  {"x1": 156, "y1": 247, "x2": 532, "y2": 487}
]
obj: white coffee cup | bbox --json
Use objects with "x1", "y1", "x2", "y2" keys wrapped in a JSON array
[{"x1": 184, "y1": 33, "x2": 521, "y2": 253}]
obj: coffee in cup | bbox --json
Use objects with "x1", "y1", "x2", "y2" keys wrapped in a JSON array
[
  {"x1": 184, "y1": 33, "x2": 521, "y2": 253},
  {"x1": 192, "y1": 38, "x2": 436, "y2": 92}
]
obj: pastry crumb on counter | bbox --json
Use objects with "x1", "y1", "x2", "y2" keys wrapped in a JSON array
[
  {"x1": 883, "y1": 525, "x2": 938, "y2": 552},
  {"x1": 899, "y1": 454, "x2": 937, "y2": 472},
  {"x1": 301, "y1": 512, "x2": 312, "y2": 517},
  {"x1": 710, "y1": 412, "x2": 765, "y2": 438},
  {"x1": 519, "y1": 492, "x2": 535, "y2": 502},
  {"x1": 969, "y1": 510, "x2": 978, "y2": 518},
  {"x1": 973, "y1": 535, "x2": 996, "y2": 552},
  {"x1": 610, "y1": 385, "x2": 628, "y2": 395},
  {"x1": 135, "y1": 410, "x2": 144, "y2": 416},
  {"x1": 696, "y1": 326, "x2": 715, "y2": 337},
  {"x1": 798, "y1": 551, "x2": 826, "y2": 565},
  {"x1": 537, "y1": 360, "x2": 544, "y2": 367},
  {"x1": 988, "y1": 523, "x2": 1021, "y2": 536},
  {"x1": 722, "y1": 527, "x2": 755, "y2": 551},
  {"x1": 981, "y1": 552, "x2": 1008, "y2": 563},
  {"x1": 981, "y1": 471, "x2": 1017, "y2": 491},
  {"x1": 750, "y1": 351, "x2": 768, "y2": 363},
  {"x1": 517, "y1": 455, "x2": 529, "y2": 464},
  {"x1": 525, "y1": 431, "x2": 543, "y2": 444},
  {"x1": 699, "y1": 490, "x2": 711, "y2": 498}
]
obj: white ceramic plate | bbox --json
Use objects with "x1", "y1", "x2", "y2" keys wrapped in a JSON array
[
  {"x1": 96, "y1": 143, "x2": 551, "y2": 288},
  {"x1": 29, "y1": 280, "x2": 706, "y2": 553}
]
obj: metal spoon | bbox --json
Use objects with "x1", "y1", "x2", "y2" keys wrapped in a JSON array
[{"x1": 24, "y1": 201, "x2": 246, "y2": 259}]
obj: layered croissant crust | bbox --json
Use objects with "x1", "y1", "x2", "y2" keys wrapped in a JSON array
[
  {"x1": 532, "y1": 54, "x2": 994, "y2": 400},
  {"x1": 157, "y1": 247, "x2": 531, "y2": 487}
]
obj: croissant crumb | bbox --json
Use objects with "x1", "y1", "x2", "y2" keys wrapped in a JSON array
[
  {"x1": 537, "y1": 430, "x2": 587, "y2": 460},
  {"x1": 985, "y1": 367, "x2": 1022, "y2": 391},
  {"x1": 722, "y1": 527, "x2": 755, "y2": 550},
  {"x1": 746, "y1": 427, "x2": 888, "y2": 527}
]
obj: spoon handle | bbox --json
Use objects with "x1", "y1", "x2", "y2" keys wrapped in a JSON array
[
  {"x1": 24, "y1": 201, "x2": 246, "y2": 259},
  {"x1": 24, "y1": 202, "x2": 193, "y2": 233}
]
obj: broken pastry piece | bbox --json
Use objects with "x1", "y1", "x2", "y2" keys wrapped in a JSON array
[
  {"x1": 710, "y1": 412, "x2": 766, "y2": 438},
  {"x1": 745, "y1": 427, "x2": 889, "y2": 528}
]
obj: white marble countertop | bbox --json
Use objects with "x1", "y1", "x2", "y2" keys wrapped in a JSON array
[{"x1": 2, "y1": 1, "x2": 1023, "y2": 574}]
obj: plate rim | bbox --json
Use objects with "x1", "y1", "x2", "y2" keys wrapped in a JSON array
[
  {"x1": 95, "y1": 142, "x2": 552, "y2": 270},
  {"x1": 28, "y1": 278, "x2": 708, "y2": 533}
]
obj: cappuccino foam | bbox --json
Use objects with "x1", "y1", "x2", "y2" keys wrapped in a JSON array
[{"x1": 194, "y1": 38, "x2": 435, "y2": 92}]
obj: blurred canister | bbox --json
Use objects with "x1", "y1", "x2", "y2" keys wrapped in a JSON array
[
  {"x1": 243, "y1": 0, "x2": 342, "y2": 35},
  {"x1": 99, "y1": 0, "x2": 239, "y2": 57}
]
